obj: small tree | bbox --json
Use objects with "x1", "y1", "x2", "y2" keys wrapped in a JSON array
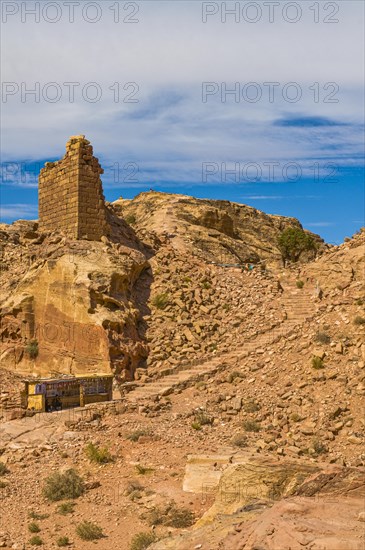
[{"x1": 278, "y1": 227, "x2": 317, "y2": 265}]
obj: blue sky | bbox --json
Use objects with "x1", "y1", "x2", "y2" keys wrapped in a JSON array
[{"x1": 1, "y1": 1, "x2": 364, "y2": 244}]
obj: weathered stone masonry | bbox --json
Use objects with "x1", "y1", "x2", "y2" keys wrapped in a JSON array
[{"x1": 38, "y1": 135, "x2": 109, "y2": 240}]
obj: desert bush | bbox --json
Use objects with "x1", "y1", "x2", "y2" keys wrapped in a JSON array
[
  {"x1": 125, "y1": 214, "x2": 136, "y2": 225},
  {"x1": 278, "y1": 227, "x2": 317, "y2": 264},
  {"x1": 129, "y1": 531, "x2": 157, "y2": 550},
  {"x1": 56, "y1": 536, "x2": 70, "y2": 547},
  {"x1": 56, "y1": 501, "x2": 76, "y2": 515},
  {"x1": 201, "y1": 280, "x2": 211, "y2": 289},
  {"x1": 354, "y1": 298, "x2": 364, "y2": 306},
  {"x1": 243, "y1": 420, "x2": 261, "y2": 432},
  {"x1": 195, "y1": 411, "x2": 213, "y2": 426},
  {"x1": 243, "y1": 400, "x2": 260, "y2": 413},
  {"x1": 312, "y1": 438, "x2": 327, "y2": 455},
  {"x1": 29, "y1": 536, "x2": 43, "y2": 546},
  {"x1": 227, "y1": 371, "x2": 243, "y2": 383},
  {"x1": 26, "y1": 340, "x2": 39, "y2": 359},
  {"x1": 354, "y1": 316, "x2": 365, "y2": 326},
  {"x1": 311, "y1": 356, "x2": 324, "y2": 369},
  {"x1": 28, "y1": 522, "x2": 41, "y2": 533},
  {"x1": 135, "y1": 464, "x2": 154, "y2": 475},
  {"x1": 290, "y1": 413, "x2": 301, "y2": 423},
  {"x1": 85, "y1": 442, "x2": 112, "y2": 464},
  {"x1": 126, "y1": 429, "x2": 150, "y2": 442},
  {"x1": 231, "y1": 434, "x2": 248, "y2": 447},
  {"x1": 43, "y1": 469, "x2": 85, "y2": 501},
  {"x1": 28, "y1": 511, "x2": 49, "y2": 520},
  {"x1": 151, "y1": 293, "x2": 169, "y2": 310},
  {"x1": 313, "y1": 332, "x2": 330, "y2": 344},
  {"x1": 0, "y1": 462, "x2": 9, "y2": 476},
  {"x1": 296, "y1": 280, "x2": 304, "y2": 289},
  {"x1": 0, "y1": 481, "x2": 7, "y2": 488},
  {"x1": 76, "y1": 521, "x2": 104, "y2": 541},
  {"x1": 144, "y1": 502, "x2": 194, "y2": 528}
]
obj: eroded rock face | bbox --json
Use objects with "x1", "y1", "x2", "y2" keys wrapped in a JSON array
[
  {"x1": 151, "y1": 456, "x2": 365, "y2": 550},
  {"x1": 0, "y1": 219, "x2": 150, "y2": 382}
]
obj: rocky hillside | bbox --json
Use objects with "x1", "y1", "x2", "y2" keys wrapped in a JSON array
[{"x1": 0, "y1": 192, "x2": 364, "y2": 549}]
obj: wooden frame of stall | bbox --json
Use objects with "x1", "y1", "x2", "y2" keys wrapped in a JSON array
[{"x1": 23, "y1": 374, "x2": 114, "y2": 412}]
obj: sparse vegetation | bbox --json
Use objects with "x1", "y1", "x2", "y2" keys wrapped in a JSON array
[
  {"x1": 129, "y1": 531, "x2": 157, "y2": 550},
  {"x1": 126, "y1": 429, "x2": 150, "y2": 442},
  {"x1": 76, "y1": 521, "x2": 104, "y2": 541},
  {"x1": 311, "y1": 356, "x2": 324, "y2": 369},
  {"x1": 56, "y1": 501, "x2": 76, "y2": 515},
  {"x1": 231, "y1": 434, "x2": 248, "y2": 447},
  {"x1": 227, "y1": 370, "x2": 243, "y2": 383},
  {"x1": 296, "y1": 280, "x2": 304, "y2": 289},
  {"x1": 43, "y1": 469, "x2": 85, "y2": 501},
  {"x1": 314, "y1": 332, "x2": 331, "y2": 344},
  {"x1": 29, "y1": 511, "x2": 49, "y2": 520},
  {"x1": 191, "y1": 410, "x2": 213, "y2": 430},
  {"x1": 125, "y1": 479, "x2": 144, "y2": 500},
  {"x1": 290, "y1": 413, "x2": 302, "y2": 423},
  {"x1": 151, "y1": 292, "x2": 169, "y2": 310},
  {"x1": 26, "y1": 339, "x2": 39, "y2": 359},
  {"x1": 243, "y1": 420, "x2": 261, "y2": 432},
  {"x1": 28, "y1": 522, "x2": 41, "y2": 533},
  {"x1": 243, "y1": 400, "x2": 261, "y2": 413},
  {"x1": 354, "y1": 316, "x2": 365, "y2": 326},
  {"x1": 56, "y1": 536, "x2": 70, "y2": 547},
  {"x1": 143, "y1": 502, "x2": 194, "y2": 528},
  {"x1": 29, "y1": 536, "x2": 43, "y2": 546},
  {"x1": 0, "y1": 462, "x2": 9, "y2": 476},
  {"x1": 278, "y1": 227, "x2": 317, "y2": 264},
  {"x1": 125, "y1": 214, "x2": 136, "y2": 225},
  {"x1": 201, "y1": 280, "x2": 211, "y2": 289},
  {"x1": 312, "y1": 438, "x2": 328, "y2": 455},
  {"x1": 85, "y1": 441, "x2": 112, "y2": 464},
  {"x1": 135, "y1": 464, "x2": 154, "y2": 475},
  {"x1": 355, "y1": 298, "x2": 364, "y2": 306}
]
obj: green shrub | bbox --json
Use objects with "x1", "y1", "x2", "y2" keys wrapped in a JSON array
[
  {"x1": 243, "y1": 400, "x2": 260, "y2": 413},
  {"x1": 135, "y1": 464, "x2": 154, "y2": 475},
  {"x1": 201, "y1": 281, "x2": 211, "y2": 289},
  {"x1": 191, "y1": 421, "x2": 201, "y2": 430},
  {"x1": 129, "y1": 531, "x2": 157, "y2": 550},
  {"x1": 126, "y1": 429, "x2": 150, "y2": 442},
  {"x1": 296, "y1": 280, "x2": 304, "y2": 289},
  {"x1": 56, "y1": 501, "x2": 76, "y2": 515},
  {"x1": 194, "y1": 411, "x2": 213, "y2": 426},
  {"x1": 311, "y1": 356, "x2": 324, "y2": 369},
  {"x1": 29, "y1": 536, "x2": 43, "y2": 546},
  {"x1": 26, "y1": 340, "x2": 39, "y2": 359},
  {"x1": 43, "y1": 469, "x2": 85, "y2": 501},
  {"x1": 28, "y1": 522, "x2": 41, "y2": 533},
  {"x1": 312, "y1": 438, "x2": 327, "y2": 455},
  {"x1": 151, "y1": 293, "x2": 169, "y2": 310},
  {"x1": 354, "y1": 316, "x2": 365, "y2": 326},
  {"x1": 144, "y1": 502, "x2": 194, "y2": 528},
  {"x1": 56, "y1": 536, "x2": 70, "y2": 547},
  {"x1": 231, "y1": 434, "x2": 248, "y2": 447},
  {"x1": 227, "y1": 370, "x2": 244, "y2": 383},
  {"x1": 0, "y1": 462, "x2": 9, "y2": 476},
  {"x1": 278, "y1": 227, "x2": 317, "y2": 264},
  {"x1": 28, "y1": 511, "x2": 49, "y2": 520},
  {"x1": 125, "y1": 214, "x2": 136, "y2": 225},
  {"x1": 313, "y1": 332, "x2": 330, "y2": 344},
  {"x1": 76, "y1": 521, "x2": 104, "y2": 541},
  {"x1": 85, "y1": 442, "x2": 112, "y2": 464},
  {"x1": 243, "y1": 420, "x2": 261, "y2": 432}
]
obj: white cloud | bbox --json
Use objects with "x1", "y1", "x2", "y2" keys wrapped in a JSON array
[
  {"x1": 1, "y1": 1, "x2": 364, "y2": 184},
  {"x1": 0, "y1": 203, "x2": 38, "y2": 221}
]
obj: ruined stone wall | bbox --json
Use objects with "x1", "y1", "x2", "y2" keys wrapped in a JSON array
[{"x1": 38, "y1": 135, "x2": 109, "y2": 240}]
